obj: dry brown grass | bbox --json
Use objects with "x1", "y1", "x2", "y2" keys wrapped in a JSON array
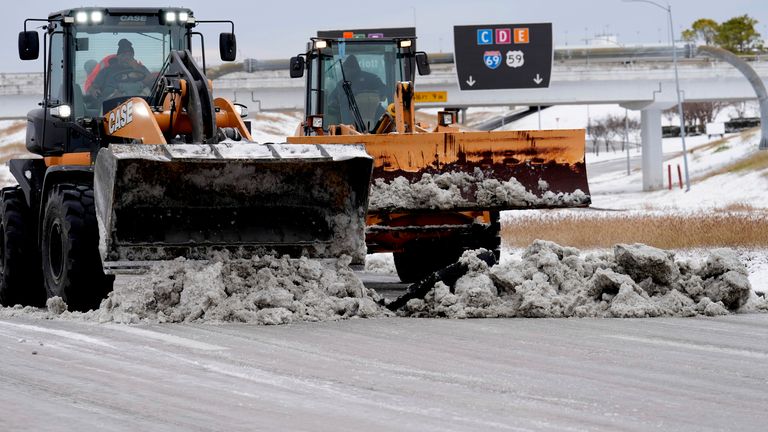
[
  {"x1": 0, "y1": 121, "x2": 25, "y2": 137},
  {"x1": 502, "y1": 211, "x2": 768, "y2": 249},
  {"x1": 0, "y1": 121, "x2": 28, "y2": 163}
]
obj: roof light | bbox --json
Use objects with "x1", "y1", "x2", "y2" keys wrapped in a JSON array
[
  {"x1": 399, "y1": 39, "x2": 413, "y2": 48},
  {"x1": 165, "y1": 11, "x2": 176, "y2": 22},
  {"x1": 63, "y1": 16, "x2": 75, "y2": 24},
  {"x1": 178, "y1": 11, "x2": 189, "y2": 22},
  {"x1": 90, "y1": 11, "x2": 103, "y2": 23},
  {"x1": 75, "y1": 11, "x2": 88, "y2": 24},
  {"x1": 314, "y1": 40, "x2": 328, "y2": 50}
]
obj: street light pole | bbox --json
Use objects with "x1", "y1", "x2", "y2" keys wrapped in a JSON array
[{"x1": 624, "y1": 0, "x2": 691, "y2": 191}]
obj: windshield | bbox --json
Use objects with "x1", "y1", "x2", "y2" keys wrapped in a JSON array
[
  {"x1": 315, "y1": 41, "x2": 408, "y2": 132},
  {"x1": 73, "y1": 15, "x2": 187, "y2": 116}
]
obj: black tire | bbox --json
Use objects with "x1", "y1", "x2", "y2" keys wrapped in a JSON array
[
  {"x1": 486, "y1": 210, "x2": 502, "y2": 263},
  {"x1": 394, "y1": 244, "x2": 464, "y2": 284},
  {"x1": 0, "y1": 187, "x2": 45, "y2": 307},
  {"x1": 393, "y1": 212, "x2": 502, "y2": 284},
  {"x1": 41, "y1": 184, "x2": 113, "y2": 312}
]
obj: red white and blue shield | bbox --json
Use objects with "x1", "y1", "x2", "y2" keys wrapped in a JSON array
[{"x1": 483, "y1": 51, "x2": 502, "y2": 69}]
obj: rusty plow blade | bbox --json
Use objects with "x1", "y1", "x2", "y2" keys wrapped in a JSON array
[
  {"x1": 365, "y1": 129, "x2": 590, "y2": 213},
  {"x1": 291, "y1": 129, "x2": 590, "y2": 213},
  {"x1": 93, "y1": 143, "x2": 373, "y2": 272}
]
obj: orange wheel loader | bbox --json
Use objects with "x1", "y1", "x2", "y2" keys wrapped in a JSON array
[
  {"x1": 288, "y1": 28, "x2": 590, "y2": 282},
  {"x1": 0, "y1": 9, "x2": 373, "y2": 311}
]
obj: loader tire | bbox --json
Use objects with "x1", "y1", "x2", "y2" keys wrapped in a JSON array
[
  {"x1": 0, "y1": 187, "x2": 45, "y2": 307},
  {"x1": 486, "y1": 210, "x2": 502, "y2": 263},
  {"x1": 394, "y1": 244, "x2": 464, "y2": 284},
  {"x1": 393, "y1": 212, "x2": 502, "y2": 284},
  {"x1": 41, "y1": 185, "x2": 113, "y2": 312}
]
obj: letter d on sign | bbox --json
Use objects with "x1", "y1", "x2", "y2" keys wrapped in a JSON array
[{"x1": 496, "y1": 28, "x2": 511, "y2": 45}]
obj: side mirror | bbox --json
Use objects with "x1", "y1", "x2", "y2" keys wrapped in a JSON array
[
  {"x1": 415, "y1": 51, "x2": 431, "y2": 76},
  {"x1": 289, "y1": 56, "x2": 305, "y2": 79},
  {"x1": 219, "y1": 32, "x2": 236, "y2": 62},
  {"x1": 18, "y1": 31, "x2": 39, "y2": 60}
]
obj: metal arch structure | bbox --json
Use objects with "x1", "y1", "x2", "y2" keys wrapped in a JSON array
[{"x1": 698, "y1": 45, "x2": 768, "y2": 150}]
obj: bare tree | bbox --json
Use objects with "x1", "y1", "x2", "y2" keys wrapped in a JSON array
[
  {"x1": 663, "y1": 101, "x2": 726, "y2": 134},
  {"x1": 588, "y1": 120, "x2": 608, "y2": 155}
]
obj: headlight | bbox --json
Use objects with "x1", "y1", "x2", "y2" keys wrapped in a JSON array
[
  {"x1": 399, "y1": 40, "x2": 413, "y2": 48},
  {"x1": 51, "y1": 104, "x2": 71, "y2": 119},
  {"x1": 178, "y1": 12, "x2": 189, "y2": 22},
  {"x1": 165, "y1": 11, "x2": 176, "y2": 22},
  {"x1": 75, "y1": 11, "x2": 88, "y2": 24},
  {"x1": 90, "y1": 11, "x2": 103, "y2": 23},
  {"x1": 314, "y1": 40, "x2": 328, "y2": 50},
  {"x1": 234, "y1": 104, "x2": 248, "y2": 118}
]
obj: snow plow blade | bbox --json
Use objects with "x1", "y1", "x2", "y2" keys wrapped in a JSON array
[
  {"x1": 289, "y1": 129, "x2": 590, "y2": 212},
  {"x1": 93, "y1": 143, "x2": 373, "y2": 272}
]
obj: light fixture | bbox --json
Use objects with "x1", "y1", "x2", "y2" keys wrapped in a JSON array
[
  {"x1": 438, "y1": 111, "x2": 455, "y2": 127},
  {"x1": 314, "y1": 40, "x2": 328, "y2": 50},
  {"x1": 75, "y1": 11, "x2": 88, "y2": 23},
  {"x1": 90, "y1": 11, "x2": 103, "y2": 23},
  {"x1": 178, "y1": 11, "x2": 189, "y2": 22},
  {"x1": 311, "y1": 116, "x2": 323, "y2": 128},
  {"x1": 165, "y1": 11, "x2": 176, "y2": 22},
  {"x1": 399, "y1": 39, "x2": 413, "y2": 48},
  {"x1": 233, "y1": 103, "x2": 248, "y2": 118},
  {"x1": 51, "y1": 104, "x2": 71, "y2": 119}
]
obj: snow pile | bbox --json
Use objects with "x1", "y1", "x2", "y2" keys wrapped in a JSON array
[
  {"x1": 400, "y1": 241, "x2": 767, "y2": 319},
  {"x1": 369, "y1": 169, "x2": 589, "y2": 211},
  {"x1": 2, "y1": 255, "x2": 390, "y2": 324},
  {"x1": 365, "y1": 253, "x2": 396, "y2": 274},
  {"x1": 93, "y1": 255, "x2": 390, "y2": 324}
]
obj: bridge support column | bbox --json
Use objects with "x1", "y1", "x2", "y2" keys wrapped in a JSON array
[
  {"x1": 623, "y1": 101, "x2": 676, "y2": 191},
  {"x1": 640, "y1": 108, "x2": 664, "y2": 191}
]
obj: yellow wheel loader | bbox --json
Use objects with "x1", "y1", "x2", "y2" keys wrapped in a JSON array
[
  {"x1": 0, "y1": 9, "x2": 373, "y2": 311},
  {"x1": 288, "y1": 29, "x2": 590, "y2": 282}
]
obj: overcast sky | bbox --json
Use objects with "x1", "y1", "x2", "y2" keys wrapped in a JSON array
[{"x1": 2, "y1": 0, "x2": 766, "y2": 72}]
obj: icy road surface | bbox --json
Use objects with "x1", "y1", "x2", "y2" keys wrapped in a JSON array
[{"x1": 1, "y1": 315, "x2": 767, "y2": 431}]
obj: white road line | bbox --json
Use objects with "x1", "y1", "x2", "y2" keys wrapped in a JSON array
[
  {"x1": 605, "y1": 334, "x2": 768, "y2": 359},
  {"x1": 104, "y1": 324, "x2": 226, "y2": 351},
  {"x1": 0, "y1": 321, "x2": 115, "y2": 348}
]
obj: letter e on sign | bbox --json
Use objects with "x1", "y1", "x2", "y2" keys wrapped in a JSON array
[
  {"x1": 495, "y1": 28, "x2": 511, "y2": 44},
  {"x1": 514, "y1": 28, "x2": 529, "y2": 44}
]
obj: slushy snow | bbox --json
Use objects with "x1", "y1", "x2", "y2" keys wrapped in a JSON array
[
  {"x1": 400, "y1": 241, "x2": 767, "y2": 319},
  {"x1": 369, "y1": 169, "x2": 589, "y2": 211},
  {"x1": 2, "y1": 255, "x2": 390, "y2": 324},
  {"x1": 4, "y1": 241, "x2": 765, "y2": 324}
]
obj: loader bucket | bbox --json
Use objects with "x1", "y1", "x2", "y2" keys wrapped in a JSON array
[
  {"x1": 93, "y1": 143, "x2": 373, "y2": 272},
  {"x1": 288, "y1": 129, "x2": 590, "y2": 213}
]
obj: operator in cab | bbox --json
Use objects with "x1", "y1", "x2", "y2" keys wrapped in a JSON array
[
  {"x1": 88, "y1": 39, "x2": 154, "y2": 100},
  {"x1": 327, "y1": 55, "x2": 388, "y2": 131}
]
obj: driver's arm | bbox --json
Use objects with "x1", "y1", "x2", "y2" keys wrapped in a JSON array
[{"x1": 88, "y1": 69, "x2": 108, "y2": 97}]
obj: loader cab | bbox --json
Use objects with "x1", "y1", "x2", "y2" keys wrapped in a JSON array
[
  {"x1": 291, "y1": 32, "x2": 430, "y2": 135},
  {"x1": 18, "y1": 7, "x2": 237, "y2": 156}
]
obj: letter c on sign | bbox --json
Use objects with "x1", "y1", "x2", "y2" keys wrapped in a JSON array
[{"x1": 477, "y1": 29, "x2": 493, "y2": 45}]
